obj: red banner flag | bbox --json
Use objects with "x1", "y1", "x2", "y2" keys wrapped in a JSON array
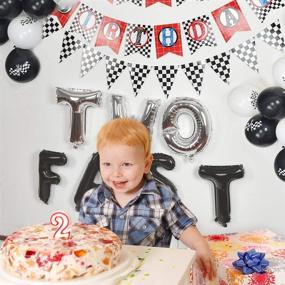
[
  {"x1": 154, "y1": 23, "x2": 183, "y2": 58},
  {"x1": 212, "y1": 0, "x2": 250, "y2": 42},
  {"x1": 95, "y1": 16, "x2": 127, "y2": 54},
  {"x1": 146, "y1": 0, "x2": 171, "y2": 7}
]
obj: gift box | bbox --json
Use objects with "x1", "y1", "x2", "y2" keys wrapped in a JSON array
[{"x1": 193, "y1": 229, "x2": 285, "y2": 285}]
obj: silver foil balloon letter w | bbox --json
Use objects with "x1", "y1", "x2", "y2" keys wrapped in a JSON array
[{"x1": 56, "y1": 88, "x2": 102, "y2": 147}]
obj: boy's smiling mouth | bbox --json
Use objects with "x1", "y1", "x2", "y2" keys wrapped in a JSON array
[{"x1": 113, "y1": 181, "x2": 128, "y2": 188}]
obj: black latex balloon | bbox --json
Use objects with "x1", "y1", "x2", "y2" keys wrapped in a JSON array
[
  {"x1": 23, "y1": 0, "x2": 55, "y2": 17},
  {"x1": 5, "y1": 48, "x2": 40, "y2": 82},
  {"x1": 199, "y1": 165, "x2": 244, "y2": 227},
  {"x1": 74, "y1": 153, "x2": 101, "y2": 211},
  {"x1": 0, "y1": 0, "x2": 22, "y2": 19},
  {"x1": 150, "y1": 153, "x2": 177, "y2": 193},
  {"x1": 274, "y1": 148, "x2": 285, "y2": 181},
  {"x1": 38, "y1": 150, "x2": 67, "y2": 204},
  {"x1": 245, "y1": 114, "x2": 278, "y2": 146},
  {"x1": 0, "y1": 19, "x2": 10, "y2": 45},
  {"x1": 257, "y1": 86, "x2": 285, "y2": 120}
]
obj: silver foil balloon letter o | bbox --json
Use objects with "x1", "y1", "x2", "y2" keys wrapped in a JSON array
[
  {"x1": 162, "y1": 97, "x2": 211, "y2": 158},
  {"x1": 56, "y1": 88, "x2": 102, "y2": 147}
]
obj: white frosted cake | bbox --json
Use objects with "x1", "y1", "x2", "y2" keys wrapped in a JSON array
[{"x1": 0, "y1": 223, "x2": 122, "y2": 281}]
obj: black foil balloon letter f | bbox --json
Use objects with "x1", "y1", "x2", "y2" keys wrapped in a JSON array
[
  {"x1": 198, "y1": 165, "x2": 244, "y2": 227},
  {"x1": 39, "y1": 150, "x2": 67, "y2": 204}
]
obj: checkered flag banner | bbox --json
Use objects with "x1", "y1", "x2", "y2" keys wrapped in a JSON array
[
  {"x1": 154, "y1": 66, "x2": 178, "y2": 98},
  {"x1": 176, "y1": 0, "x2": 186, "y2": 6},
  {"x1": 256, "y1": 21, "x2": 285, "y2": 51},
  {"x1": 181, "y1": 61, "x2": 206, "y2": 95},
  {"x1": 59, "y1": 31, "x2": 83, "y2": 63},
  {"x1": 125, "y1": 24, "x2": 153, "y2": 58},
  {"x1": 245, "y1": 0, "x2": 285, "y2": 22},
  {"x1": 115, "y1": 0, "x2": 143, "y2": 6},
  {"x1": 128, "y1": 63, "x2": 152, "y2": 96},
  {"x1": 69, "y1": 3, "x2": 103, "y2": 43},
  {"x1": 182, "y1": 15, "x2": 217, "y2": 55},
  {"x1": 42, "y1": 15, "x2": 62, "y2": 38},
  {"x1": 80, "y1": 46, "x2": 105, "y2": 77},
  {"x1": 105, "y1": 56, "x2": 128, "y2": 89},
  {"x1": 206, "y1": 52, "x2": 230, "y2": 84},
  {"x1": 231, "y1": 39, "x2": 258, "y2": 73}
]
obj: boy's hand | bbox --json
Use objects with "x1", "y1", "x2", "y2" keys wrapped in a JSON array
[{"x1": 195, "y1": 247, "x2": 216, "y2": 281}]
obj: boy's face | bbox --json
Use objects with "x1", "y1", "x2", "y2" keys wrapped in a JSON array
[{"x1": 99, "y1": 143, "x2": 152, "y2": 196}]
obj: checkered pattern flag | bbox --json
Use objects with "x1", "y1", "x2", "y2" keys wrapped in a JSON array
[
  {"x1": 42, "y1": 15, "x2": 62, "y2": 38},
  {"x1": 125, "y1": 24, "x2": 153, "y2": 58},
  {"x1": 69, "y1": 3, "x2": 102, "y2": 43},
  {"x1": 80, "y1": 46, "x2": 104, "y2": 77},
  {"x1": 206, "y1": 52, "x2": 230, "y2": 84},
  {"x1": 154, "y1": 66, "x2": 178, "y2": 98},
  {"x1": 129, "y1": 64, "x2": 152, "y2": 96},
  {"x1": 181, "y1": 61, "x2": 206, "y2": 95},
  {"x1": 231, "y1": 39, "x2": 258, "y2": 73},
  {"x1": 245, "y1": 0, "x2": 285, "y2": 22},
  {"x1": 256, "y1": 21, "x2": 285, "y2": 51},
  {"x1": 115, "y1": 0, "x2": 143, "y2": 5},
  {"x1": 182, "y1": 15, "x2": 217, "y2": 55},
  {"x1": 59, "y1": 32, "x2": 83, "y2": 63},
  {"x1": 105, "y1": 56, "x2": 127, "y2": 89},
  {"x1": 176, "y1": 0, "x2": 186, "y2": 6}
]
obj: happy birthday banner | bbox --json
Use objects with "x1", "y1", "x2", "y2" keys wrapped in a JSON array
[{"x1": 58, "y1": 20, "x2": 285, "y2": 97}]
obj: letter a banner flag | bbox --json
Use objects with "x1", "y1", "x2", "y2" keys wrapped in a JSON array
[
  {"x1": 95, "y1": 16, "x2": 127, "y2": 54},
  {"x1": 154, "y1": 23, "x2": 183, "y2": 58},
  {"x1": 212, "y1": 0, "x2": 251, "y2": 42}
]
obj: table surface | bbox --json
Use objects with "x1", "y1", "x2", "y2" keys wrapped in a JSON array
[{"x1": 0, "y1": 241, "x2": 195, "y2": 285}]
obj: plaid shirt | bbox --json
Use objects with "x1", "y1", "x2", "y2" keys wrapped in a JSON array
[{"x1": 79, "y1": 179, "x2": 197, "y2": 247}]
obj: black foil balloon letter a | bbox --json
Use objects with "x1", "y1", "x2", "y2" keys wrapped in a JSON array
[
  {"x1": 39, "y1": 150, "x2": 67, "y2": 204},
  {"x1": 199, "y1": 165, "x2": 244, "y2": 227}
]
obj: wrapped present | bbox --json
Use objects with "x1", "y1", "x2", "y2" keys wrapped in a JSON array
[{"x1": 198, "y1": 229, "x2": 285, "y2": 285}]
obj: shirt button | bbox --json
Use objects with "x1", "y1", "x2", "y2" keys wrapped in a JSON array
[
  {"x1": 143, "y1": 225, "x2": 147, "y2": 230},
  {"x1": 120, "y1": 215, "x2": 124, "y2": 219}
]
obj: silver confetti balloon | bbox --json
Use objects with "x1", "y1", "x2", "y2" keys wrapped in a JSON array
[
  {"x1": 56, "y1": 87, "x2": 102, "y2": 148},
  {"x1": 162, "y1": 97, "x2": 211, "y2": 158}
]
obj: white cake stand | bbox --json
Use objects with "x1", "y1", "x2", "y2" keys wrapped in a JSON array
[{"x1": 0, "y1": 249, "x2": 138, "y2": 285}]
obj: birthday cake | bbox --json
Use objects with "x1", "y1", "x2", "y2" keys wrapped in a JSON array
[{"x1": 0, "y1": 223, "x2": 122, "y2": 281}]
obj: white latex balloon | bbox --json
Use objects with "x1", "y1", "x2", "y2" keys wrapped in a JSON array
[
  {"x1": 228, "y1": 84, "x2": 260, "y2": 117},
  {"x1": 7, "y1": 15, "x2": 42, "y2": 49},
  {"x1": 273, "y1": 56, "x2": 285, "y2": 89},
  {"x1": 276, "y1": 118, "x2": 285, "y2": 145}
]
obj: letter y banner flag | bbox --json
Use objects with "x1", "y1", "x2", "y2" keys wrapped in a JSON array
[
  {"x1": 95, "y1": 16, "x2": 127, "y2": 54},
  {"x1": 212, "y1": 0, "x2": 251, "y2": 42}
]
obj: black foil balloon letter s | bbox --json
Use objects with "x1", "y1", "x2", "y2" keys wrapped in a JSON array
[
  {"x1": 150, "y1": 153, "x2": 177, "y2": 193},
  {"x1": 38, "y1": 150, "x2": 67, "y2": 204},
  {"x1": 199, "y1": 165, "x2": 244, "y2": 227},
  {"x1": 5, "y1": 48, "x2": 40, "y2": 82},
  {"x1": 245, "y1": 114, "x2": 278, "y2": 147}
]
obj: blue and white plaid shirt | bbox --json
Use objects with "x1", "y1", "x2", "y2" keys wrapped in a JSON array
[{"x1": 79, "y1": 179, "x2": 197, "y2": 247}]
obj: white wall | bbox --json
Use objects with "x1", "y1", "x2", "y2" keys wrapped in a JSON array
[{"x1": 1, "y1": 0, "x2": 285, "y2": 239}]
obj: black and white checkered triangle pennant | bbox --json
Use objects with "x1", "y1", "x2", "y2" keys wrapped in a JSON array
[
  {"x1": 182, "y1": 15, "x2": 217, "y2": 55},
  {"x1": 231, "y1": 39, "x2": 258, "y2": 73},
  {"x1": 176, "y1": 0, "x2": 186, "y2": 6},
  {"x1": 206, "y1": 52, "x2": 230, "y2": 84},
  {"x1": 105, "y1": 56, "x2": 127, "y2": 89},
  {"x1": 115, "y1": 0, "x2": 143, "y2": 5},
  {"x1": 256, "y1": 21, "x2": 285, "y2": 51},
  {"x1": 59, "y1": 32, "x2": 83, "y2": 63},
  {"x1": 128, "y1": 64, "x2": 152, "y2": 96},
  {"x1": 69, "y1": 3, "x2": 103, "y2": 43},
  {"x1": 154, "y1": 66, "x2": 178, "y2": 98},
  {"x1": 42, "y1": 15, "x2": 62, "y2": 38},
  {"x1": 80, "y1": 46, "x2": 104, "y2": 77},
  {"x1": 181, "y1": 61, "x2": 206, "y2": 95},
  {"x1": 245, "y1": 0, "x2": 285, "y2": 22}
]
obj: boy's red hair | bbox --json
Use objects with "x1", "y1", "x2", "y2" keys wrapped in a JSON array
[{"x1": 97, "y1": 118, "x2": 151, "y2": 158}]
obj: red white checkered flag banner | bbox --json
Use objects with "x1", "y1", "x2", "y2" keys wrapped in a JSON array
[
  {"x1": 145, "y1": 0, "x2": 171, "y2": 7},
  {"x1": 212, "y1": 0, "x2": 251, "y2": 42}
]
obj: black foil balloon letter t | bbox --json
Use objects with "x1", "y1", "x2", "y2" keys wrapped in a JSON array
[
  {"x1": 199, "y1": 165, "x2": 244, "y2": 227},
  {"x1": 38, "y1": 150, "x2": 67, "y2": 204}
]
